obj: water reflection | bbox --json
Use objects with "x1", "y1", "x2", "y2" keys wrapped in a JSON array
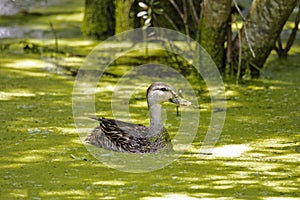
[
  {"x1": 0, "y1": 25, "x2": 56, "y2": 39},
  {"x1": 0, "y1": 0, "x2": 53, "y2": 15},
  {"x1": 0, "y1": 0, "x2": 60, "y2": 39}
]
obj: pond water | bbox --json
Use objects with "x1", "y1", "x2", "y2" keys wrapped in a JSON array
[
  {"x1": 0, "y1": 0, "x2": 56, "y2": 15},
  {"x1": 0, "y1": 0, "x2": 82, "y2": 39}
]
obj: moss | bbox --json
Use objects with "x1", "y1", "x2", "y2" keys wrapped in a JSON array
[
  {"x1": 1, "y1": 50, "x2": 299, "y2": 198},
  {"x1": 82, "y1": 0, "x2": 115, "y2": 39},
  {"x1": 197, "y1": 0, "x2": 231, "y2": 71},
  {"x1": 114, "y1": 0, "x2": 135, "y2": 34}
]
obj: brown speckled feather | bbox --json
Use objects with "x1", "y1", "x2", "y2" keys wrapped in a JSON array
[{"x1": 85, "y1": 117, "x2": 172, "y2": 153}]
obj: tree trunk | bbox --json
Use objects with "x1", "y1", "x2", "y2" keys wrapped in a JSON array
[
  {"x1": 232, "y1": 0, "x2": 297, "y2": 77},
  {"x1": 197, "y1": 0, "x2": 232, "y2": 73},
  {"x1": 115, "y1": 0, "x2": 135, "y2": 34},
  {"x1": 82, "y1": 0, "x2": 115, "y2": 39},
  {"x1": 274, "y1": 3, "x2": 300, "y2": 58}
]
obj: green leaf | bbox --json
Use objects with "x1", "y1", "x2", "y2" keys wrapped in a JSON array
[
  {"x1": 145, "y1": 17, "x2": 152, "y2": 25},
  {"x1": 154, "y1": 8, "x2": 163, "y2": 15},
  {"x1": 144, "y1": 23, "x2": 151, "y2": 27},
  {"x1": 148, "y1": 8, "x2": 152, "y2": 15},
  {"x1": 152, "y1": 0, "x2": 160, "y2": 6}
]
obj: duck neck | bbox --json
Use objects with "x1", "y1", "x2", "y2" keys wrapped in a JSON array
[{"x1": 148, "y1": 103, "x2": 164, "y2": 136}]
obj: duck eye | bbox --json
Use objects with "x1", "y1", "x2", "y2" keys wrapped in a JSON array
[{"x1": 160, "y1": 87, "x2": 168, "y2": 91}]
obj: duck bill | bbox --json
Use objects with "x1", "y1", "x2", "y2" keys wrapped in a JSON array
[{"x1": 169, "y1": 97, "x2": 191, "y2": 106}]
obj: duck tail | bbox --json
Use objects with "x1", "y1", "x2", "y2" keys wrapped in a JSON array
[{"x1": 89, "y1": 116, "x2": 102, "y2": 121}]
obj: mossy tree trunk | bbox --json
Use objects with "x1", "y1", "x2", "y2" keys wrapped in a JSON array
[
  {"x1": 197, "y1": 0, "x2": 232, "y2": 73},
  {"x1": 115, "y1": 0, "x2": 135, "y2": 34},
  {"x1": 231, "y1": 0, "x2": 298, "y2": 77},
  {"x1": 82, "y1": 0, "x2": 115, "y2": 39}
]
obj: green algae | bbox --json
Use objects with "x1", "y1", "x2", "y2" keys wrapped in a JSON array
[{"x1": 1, "y1": 45, "x2": 299, "y2": 200}]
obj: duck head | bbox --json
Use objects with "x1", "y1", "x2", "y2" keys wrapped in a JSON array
[{"x1": 146, "y1": 82, "x2": 191, "y2": 106}]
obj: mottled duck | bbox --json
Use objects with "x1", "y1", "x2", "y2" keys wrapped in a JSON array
[{"x1": 85, "y1": 82, "x2": 191, "y2": 153}]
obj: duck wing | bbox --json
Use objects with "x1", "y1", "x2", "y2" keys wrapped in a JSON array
[
  {"x1": 85, "y1": 117, "x2": 151, "y2": 153},
  {"x1": 92, "y1": 117, "x2": 149, "y2": 137}
]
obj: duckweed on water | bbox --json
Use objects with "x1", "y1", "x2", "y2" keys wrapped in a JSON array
[{"x1": 1, "y1": 45, "x2": 299, "y2": 199}]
